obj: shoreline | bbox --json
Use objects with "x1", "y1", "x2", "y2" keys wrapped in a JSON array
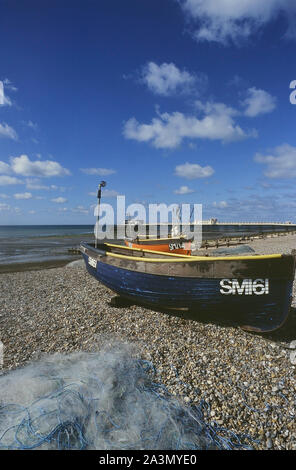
[
  {"x1": 1, "y1": 231, "x2": 296, "y2": 273},
  {"x1": 0, "y1": 257, "x2": 81, "y2": 274}
]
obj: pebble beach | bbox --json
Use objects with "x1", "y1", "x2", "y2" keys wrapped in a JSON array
[{"x1": 1, "y1": 234, "x2": 296, "y2": 450}]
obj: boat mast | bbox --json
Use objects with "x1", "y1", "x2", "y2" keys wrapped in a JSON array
[{"x1": 95, "y1": 180, "x2": 106, "y2": 248}]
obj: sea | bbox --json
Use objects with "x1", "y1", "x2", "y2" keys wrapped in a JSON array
[
  {"x1": 0, "y1": 225, "x2": 95, "y2": 267},
  {"x1": 0, "y1": 223, "x2": 296, "y2": 268}
]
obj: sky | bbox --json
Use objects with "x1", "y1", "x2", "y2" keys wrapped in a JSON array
[{"x1": 1, "y1": 0, "x2": 296, "y2": 224}]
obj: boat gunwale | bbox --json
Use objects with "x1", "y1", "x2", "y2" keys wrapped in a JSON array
[
  {"x1": 81, "y1": 242, "x2": 285, "y2": 263},
  {"x1": 125, "y1": 235, "x2": 189, "y2": 243},
  {"x1": 108, "y1": 242, "x2": 191, "y2": 258}
]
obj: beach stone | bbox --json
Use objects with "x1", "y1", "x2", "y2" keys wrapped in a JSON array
[
  {"x1": 65, "y1": 260, "x2": 85, "y2": 268},
  {"x1": 290, "y1": 351, "x2": 296, "y2": 365}
]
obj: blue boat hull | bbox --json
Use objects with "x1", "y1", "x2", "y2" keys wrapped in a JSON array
[{"x1": 81, "y1": 252, "x2": 294, "y2": 332}]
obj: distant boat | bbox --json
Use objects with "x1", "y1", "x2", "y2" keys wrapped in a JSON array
[
  {"x1": 124, "y1": 209, "x2": 193, "y2": 255},
  {"x1": 124, "y1": 235, "x2": 192, "y2": 255},
  {"x1": 80, "y1": 242, "x2": 296, "y2": 333}
]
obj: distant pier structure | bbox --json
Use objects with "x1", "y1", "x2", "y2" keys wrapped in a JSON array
[
  {"x1": 189, "y1": 219, "x2": 296, "y2": 241},
  {"x1": 199, "y1": 219, "x2": 293, "y2": 226},
  {"x1": 123, "y1": 218, "x2": 296, "y2": 241}
]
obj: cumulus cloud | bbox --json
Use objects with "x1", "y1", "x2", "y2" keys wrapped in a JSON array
[
  {"x1": 88, "y1": 189, "x2": 119, "y2": 198},
  {"x1": 25, "y1": 179, "x2": 51, "y2": 190},
  {"x1": 213, "y1": 200, "x2": 228, "y2": 208},
  {"x1": 124, "y1": 101, "x2": 256, "y2": 149},
  {"x1": 71, "y1": 205, "x2": 89, "y2": 214},
  {"x1": 14, "y1": 192, "x2": 33, "y2": 200},
  {"x1": 10, "y1": 155, "x2": 70, "y2": 178},
  {"x1": 140, "y1": 61, "x2": 207, "y2": 96},
  {"x1": 3, "y1": 78, "x2": 17, "y2": 92},
  {"x1": 0, "y1": 175, "x2": 23, "y2": 186},
  {"x1": 208, "y1": 193, "x2": 296, "y2": 221},
  {"x1": 0, "y1": 202, "x2": 10, "y2": 211},
  {"x1": 174, "y1": 185, "x2": 195, "y2": 194},
  {"x1": 175, "y1": 162, "x2": 214, "y2": 179},
  {"x1": 242, "y1": 87, "x2": 277, "y2": 117},
  {"x1": 178, "y1": 0, "x2": 296, "y2": 45},
  {"x1": 254, "y1": 144, "x2": 296, "y2": 178},
  {"x1": 51, "y1": 197, "x2": 68, "y2": 203},
  {"x1": 0, "y1": 80, "x2": 13, "y2": 106},
  {"x1": 0, "y1": 123, "x2": 18, "y2": 140},
  {"x1": 0, "y1": 161, "x2": 11, "y2": 174},
  {"x1": 80, "y1": 167, "x2": 116, "y2": 176}
]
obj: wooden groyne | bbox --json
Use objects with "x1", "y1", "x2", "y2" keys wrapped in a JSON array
[{"x1": 201, "y1": 230, "x2": 296, "y2": 250}]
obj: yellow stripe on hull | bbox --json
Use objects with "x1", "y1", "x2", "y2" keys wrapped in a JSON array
[{"x1": 106, "y1": 250, "x2": 283, "y2": 263}]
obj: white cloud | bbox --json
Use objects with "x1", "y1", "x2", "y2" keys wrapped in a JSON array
[
  {"x1": 25, "y1": 179, "x2": 50, "y2": 190},
  {"x1": 51, "y1": 197, "x2": 68, "y2": 203},
  {"x1": 0, "y1": 161, "x2": 11, "y2": 174},
  {"x1": 14, "y1": 192, "x2": 32, "y2": 200},
  {"x1": 178, "y1": 0, "x2": 296, "y2": 44},
  {"x1": 80, "y1": 167, "x2": 116, "y2": 176},
  {"x1": 175, "y1": 162, "x2": 214, "y2": 179},
  {"x1": 0, "y1": 123, "x2": 18, "y2": 140},
  {"x1": 0, "y1": 81, "x2": 4, "y2": 105},
  {"x1": 242, "y1": 87, "x2": 277, "y2": 117},
  {"x1": 10, "y1": 155, "x2": 70, "y2": 177},
  {"x1": 26, "y1": 120, "x2": 38, "y2": 130},
  {"x1": 174, "y1": 185, "x2": 195, "y2": 194},
  {"x1": 0, "y1": 175, "x2": 23, "y2": 186},
  {"x1": 0, "y1": 193, "x2": 10, "y2": 199},
  {"x1": 25, "y1": 179, "x2": 64, "y2": 191},
  {"x1": 71, "y1": 205, "x2": 89, "y2": 214},
  {"x1": 213, "y1": 200, "x2": 228, "y2": 208},
  {"x1": 89, "y1": 189, "x2": 119, "y2": 198},
  {"x1": 102, "y1": 189, "x2": 119, "y2": 198},
  {"x1": 124, "y1": 101, "x2": 256, "y2": 149},
  {"x1": 254, "y1": 144, "x2": 296, "y2": 178},
  {"x1": 140, "y1": 61, "x2": 206, "y2": 96},
  {"x1": 3, "y1": 78, "x2": 17, "y2": 92},
  {"x1": 0, "y1": 202, "x2": 10, "y2": 211},
  {"x1": 0, "y1": 81, "x2": 13, "y2": 106}
]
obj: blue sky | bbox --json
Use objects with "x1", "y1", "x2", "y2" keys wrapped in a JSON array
[{"x1": 1, "y1": 0, "x2": 296, "y2": 224}]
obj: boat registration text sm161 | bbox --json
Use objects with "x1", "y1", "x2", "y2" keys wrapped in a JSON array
[{"x1": 220, "y1": 279, "x2": 269, "y2": 295}]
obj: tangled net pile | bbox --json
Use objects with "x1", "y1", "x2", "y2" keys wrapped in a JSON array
[{"x1": 0, "y1": 346, "x2": 257, "y2": 450}]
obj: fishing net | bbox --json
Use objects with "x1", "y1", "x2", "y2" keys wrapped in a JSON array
[
  {"x1": 0, "y1": 346, "x2": 256, "y2": 450},
  {"x1": 212, "y1": 245, "x2": 255, "y2": 256}
]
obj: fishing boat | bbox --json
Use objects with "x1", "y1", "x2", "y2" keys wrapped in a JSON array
[
  {"x1": 124, "y1": 235, "x2": 193, "y2": 255},
  {"x1": 80, "y1": 241, "x2": 296, "y2": 333},
  {"x1": 124, "y1": 208, "x2": 194, "y2": 255}
]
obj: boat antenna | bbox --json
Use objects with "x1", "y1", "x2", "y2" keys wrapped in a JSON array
[{"x1": 95, "y1": 180, "x2": 106, "y2": 248}]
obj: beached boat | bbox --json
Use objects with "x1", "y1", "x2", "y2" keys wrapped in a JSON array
[
  {"x1": 80, "y1": 242, "x2": 296, "y2": 333},
  {"x1": 124, "y1": 235, "x2": 192, "y2": 255}
]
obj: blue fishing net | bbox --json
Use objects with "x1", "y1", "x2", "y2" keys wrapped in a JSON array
[
  {"x1": 212, "y1": 245, "x2": 255, "y2": 256},
  {"x1": 0, "y1": 348, "x2": 257, "y2": 450}
]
